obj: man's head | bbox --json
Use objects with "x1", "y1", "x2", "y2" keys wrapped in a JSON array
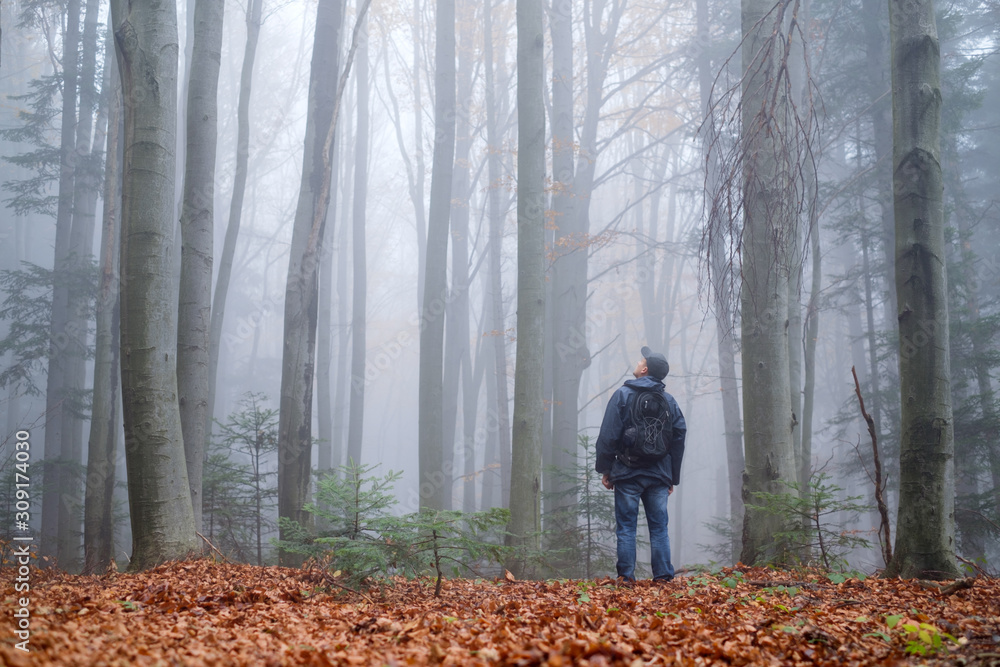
[{"x1": 634, "y1": 346, "x2": 670, "y2": 380}]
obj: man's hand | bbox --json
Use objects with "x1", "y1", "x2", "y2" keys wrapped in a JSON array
[{"x1": 602, "y1": 473, "x2": 613, "y2": 490}]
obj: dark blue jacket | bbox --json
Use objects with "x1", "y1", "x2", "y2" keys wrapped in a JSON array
[{"x1": 595, "y1": 376, "x2": 687, "y2": 487}]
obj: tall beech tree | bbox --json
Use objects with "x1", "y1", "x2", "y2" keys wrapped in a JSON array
[
  {"x1": 110, "y1": 0, "x2": 199, "y2": 570},
  {"x1": 482, "y1": 0, "x2": 512, "y2": 510},
  {"x1": 207, "y1": 0, "x2": 263, "y2": 451},
  {"x1": 277, "y1": 0, "x2": 370, "y2": 560},
  {"x1": 60, "y1": 0, "x2": 105, "y2": 571},
  {"x1": 277, "y1": 0, "x2": 344, "y2": 559},
  {"x1": 736, "y1": 0, "x2": 799, "y2": 565},
  {"x1": 83, "y1": 35, "x2": 122, "y2": 575},
  {"x1": 884, "y1": 0, "x2": 960, "y2": 580},
  {"x1": 40, "y1": 0, "x2": 80, "y2": 564},
  {"x1": 347, "y1": 19, "x2": 369, "y2": 467},
  {"x1": 178, "y1": 0, "x2": 225, "y2": 532},
  {"x1": 506, "y1": 0, "x2": 545, "y2": 578},
  {"x1": 698, "y1": 0, "x2": 744, "y2": 565},
  {"x1": 418, "y1": 0, "x2": 456, "y2": 511}
]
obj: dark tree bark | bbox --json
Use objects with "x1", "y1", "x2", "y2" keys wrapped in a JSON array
[
  {"x1": 277, "y1": 0, "x2": 345, "y2": 561},
  {"x1": 885, "y1": 0, "x2": 960, "y2": 580},
  {"x1": 57, "y1": 0, "x2": 104, "y2": 571},
  {"x1": 41, "y1": 0, "x2": 80, "y2": 564}
]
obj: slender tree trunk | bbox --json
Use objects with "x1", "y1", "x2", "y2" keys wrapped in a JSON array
[
  {"x1": 482, "y1": 0, "x2": 510, "y2": 510},
  {"x1": 413, "y1": 0, "x2": 428, "y2": 314},
  {"x1": 637, "y1": 147, "x2": 671, "y2": 351},
  {"x1": 544, "y1": 0, "x2": 580, "y2": 524},
  {"x1": 41, "y1": 0, "x2": 80, "y2": 564},
  {"x1": 463, "y1": 328, "x2": 485, "y2": 512},
  {"x1": 317, "y1": 112, "x2": 342, "y2": 473},
  {"x1": 332, "y1": 153, "x2": 352, "y2": 471},
  {"x1": 111, "y1": 0, "x2": 199, "y2": 571},
  {"x1": 944, "y1": 142, "x2": 1000, "y2": 524},
  {"x1": 418, "y1": 0, "x2": 456, "y2": 511},
  {"x1": 862, "y1": 0, "x2": 898, "y2": 331},
  {"x1": 207, "y1": 0, "x2": 262, "y2": 448},
  {"x1": 787, "y1": 228, "x2": 803, "y2": 476},
  {"x1": 506, "y1": 0, "x2": 545, "y2": 578},
  {"x1": 442, "y1": 0, "x2": 475, "y2": 510},
  {"x1": 178, "y1": 0, "x2": 225, "y2": 533},
  {"x1": 884, "y1": 0, "x2": 959, "y2": 580},
  {"x1": 83, "y1": 41, "x2": 122, "y2": 575},
  {"x1": 697, "y1": 0, "x2": 744, "y2": 565},
  {"x1": 57, "y1": 0, "x2": 104, "y2": 571},
  {"x1": 277, "y1": 0, "x2": 345, "y2": 560},
  {"x1": 800, "y1": 189, "x2": 820, "y2": 500},
  {"x1": 738, "y1": 0, "x2": 796, "y2": 566},
  {"x1": 331, "y1": 78, "x2": 356, "y2": 474},
  {"x1": 347, "y1": 23, "x2": 368, "y2": 467}
]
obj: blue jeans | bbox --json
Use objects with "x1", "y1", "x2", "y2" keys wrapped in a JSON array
[{"x1": 614, "y1": 476, "x2": 674, "y2": 581}]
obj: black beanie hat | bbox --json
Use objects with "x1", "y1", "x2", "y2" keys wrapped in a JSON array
[{"x1": 640, "y1": 346, "x2": 670, "y2": 380}]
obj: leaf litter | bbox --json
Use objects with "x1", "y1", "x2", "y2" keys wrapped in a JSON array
[{"x1": 2, "y1": 560, "x2": 999, "y2": 665}]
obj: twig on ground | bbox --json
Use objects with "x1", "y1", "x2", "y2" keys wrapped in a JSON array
[
  {"x1": 939, "y1": 578, "x2": 975, "y2": 595},
  {"x1": 308, "y1": 566, "x2": 375, "y2": 605},
  {"x1": 197, "y1": 532, "x2": 232, "y2": 563}
]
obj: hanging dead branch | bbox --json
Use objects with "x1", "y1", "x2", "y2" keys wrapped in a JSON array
[{"x1": 698, "y1": 0, "x2": 822, "y2": 328}]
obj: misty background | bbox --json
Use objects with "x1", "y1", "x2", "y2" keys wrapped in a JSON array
[{"x1": 1, "y1": 0, "x2": 997, "y2": 574}]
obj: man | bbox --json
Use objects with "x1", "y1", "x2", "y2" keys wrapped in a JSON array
[{"x1": 596, "y1": 346, "x2": 686, "y2": 582}]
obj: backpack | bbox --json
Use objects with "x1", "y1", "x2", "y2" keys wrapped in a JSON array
[{"x1": 617, "y1": 388, "x2": 672, "y2": 467}]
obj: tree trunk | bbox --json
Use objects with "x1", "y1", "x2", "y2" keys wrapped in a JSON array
[
  {"x1": 544, "y1": 0, "x2": 581, "y2": 524},
  {"x1": 41, "y1": 0, "x2": 80, "y2": 564},
  {"x1": 332, "y1": 155, "x2": 353, "y2": 472},
  {"x1": 505, "y1": 0, "x2": 545, "y2": 578},
  {"x1": 442, "y1": 0, "x2": 475, "y2": 511},
  {"x1": 944, "y1": 139, "x2": 1000, "y2": 528},
  {"x1": 207, "y1": 0, "x2": 262, "y2": 449},
  {"x1": 418, "y1": 0, "x2": 456, "y2": 511},
  {"x1": 413, "y1": 0, "x2": 428, "y2": 314},
  {"x1": 862, "y1": 0, "x2": 898, "y2": 332},
  {"x1": 83, "y1": 40, "x2": 122, "y2": 575},
  {"x1": 111, "y1": 0, "x2": 199, "y2": 571},
  {"x1": 317, "y1": 109, "x2": 342, "y2": 473},
  {"x1": 800, "y1": 190, "x2": 820, "y2": 504},
  {"x1": 277, "y1": 0, "x2": 344, "y2": 561},
  {"x1": 482, "y1": 0, "x2": 511, "y2": 510},
  {"x1": 178, "y1": 0, "x2": 225, "y2": 533},
  {"x1": 58, "y1": 0, "x2": 104, "y2": 572},
  {"x1": 697, "y1": 0, "x2": 744, "y2": 565},
  {"x1": 738, "y1": 0, "x2": 796, "y2": 566},
  {"x1": 347, "y1": 22, "x2": 368, "y2": 467},
  {"x1": 885, "y1": 0, "x2": 959, "y2": 579}
]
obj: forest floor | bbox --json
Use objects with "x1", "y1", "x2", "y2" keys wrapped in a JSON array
[{"x1": 2, "y1": 559, "x2": 999, "y2": 666}]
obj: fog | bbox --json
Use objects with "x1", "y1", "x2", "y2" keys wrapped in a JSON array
[{"x1": 2, "y1": 0, "x2": 997, "y2": 574}]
